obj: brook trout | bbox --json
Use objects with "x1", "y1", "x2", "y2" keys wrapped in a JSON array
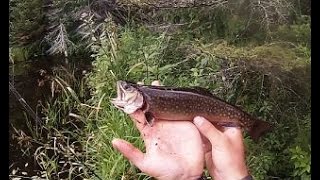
[{"x1": 111, "y1": 81, "x2": 272, "y2": 140}]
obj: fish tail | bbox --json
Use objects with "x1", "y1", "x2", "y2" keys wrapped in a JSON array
[{"x1": 248, "y1": 118, "x2": 273, "y2": 141}]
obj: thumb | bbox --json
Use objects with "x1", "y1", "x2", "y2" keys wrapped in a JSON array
[
  {"x1": 112, "y1": 138, "x2": 145, "y2": 170},
  {"x1": 193, "y1": 116, "x2": 224, "y2": 147}
]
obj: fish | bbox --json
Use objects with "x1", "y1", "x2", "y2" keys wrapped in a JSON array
[{"x1": 111, "y1": 80, "x2": 273, "y2": 141}]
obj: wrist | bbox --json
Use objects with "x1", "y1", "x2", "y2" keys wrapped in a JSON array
[{"x1": 210, "y1": 167, "x2": 249, "y2": 180}]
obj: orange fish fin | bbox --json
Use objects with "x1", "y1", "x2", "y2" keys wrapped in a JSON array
[{"x1": 248, "y1": 119, "x2": 273, "y2": 141}]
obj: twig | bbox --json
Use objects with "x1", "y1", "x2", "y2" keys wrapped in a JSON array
[{"x1": 9, "y1": 82, "x2": 43, "y2": 126}]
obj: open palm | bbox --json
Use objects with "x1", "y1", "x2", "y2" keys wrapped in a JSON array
[{"x1": 112, "y1": 110, "x2": 204, "y2": 180}]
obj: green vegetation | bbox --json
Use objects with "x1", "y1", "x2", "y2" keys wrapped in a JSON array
[
  {"x1": 83, "y1": 23, "x2": 310, "y2": 179},
  {"x1": 10, "y1": 0, "x2": 310, "y2": 179},
  {"x1": 9, "y1": 0, "x2": 45, "y2": 61}
]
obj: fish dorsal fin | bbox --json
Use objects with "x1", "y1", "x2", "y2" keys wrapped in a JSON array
[
  {"x1": 129, "y1": 81, "x2": 216, "y2": 98},
  {"x1": 170, "y1": 86, "x2": 231, "y2": 104},
  {"x1": 139, "y1": 84, "x2": 216, "y2": 98},
  {"x1": 174, "y1": 86, "x2": 215, "y2": 98},
  {"x1": 191, "y1": 86, "x2": 216, "y2": 97}
]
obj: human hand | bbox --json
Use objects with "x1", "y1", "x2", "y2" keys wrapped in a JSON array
[
  {"x1": 112, "y1": 81, "x2": 205, "y2": 180},
  {"x1": 193, "y1": 116, "x2": 249, "y2": 180}
]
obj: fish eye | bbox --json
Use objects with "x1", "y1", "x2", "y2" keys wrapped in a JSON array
[
  {"x1": 124, "y1": 84, "x2": 132, "y2": 91},
  {"x1": 124, "y1": 84, "x2": 129, "y2": 89}
]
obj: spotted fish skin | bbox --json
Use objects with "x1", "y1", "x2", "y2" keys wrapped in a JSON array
[{"x1": 117, "y1": 81, "x2": 273, "y2": 140}]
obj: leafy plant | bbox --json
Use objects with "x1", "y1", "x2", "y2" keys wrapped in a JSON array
[{"x1": 289, "y1": 145, "x2": 311, "y2": 178}]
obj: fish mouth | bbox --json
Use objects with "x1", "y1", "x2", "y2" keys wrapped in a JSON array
[
  {"x1": 111, "y1": 81, "x2": 144, "y2": 114},
  {"x1": 117, "y1": 81, "x2": 125, "y2": 100},
  {"x1": 111, "y1": 81, "x2": 127, "y2": 108}
]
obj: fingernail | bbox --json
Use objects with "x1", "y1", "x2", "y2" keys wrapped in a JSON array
[
  {"x1": 193, "y1": 116, "x2": 204, "y2": 126},
  {"x1": 111, "y1": 139, "x2": 120, "y2": 148}
]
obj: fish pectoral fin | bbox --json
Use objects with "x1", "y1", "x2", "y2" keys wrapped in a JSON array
[{"x1": 145, "y1": 112, "x2": 155, "y2": 126}]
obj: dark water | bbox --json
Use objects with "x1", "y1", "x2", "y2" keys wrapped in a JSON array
[{"x1": 9, "y1": 57, "x2": 91, "y2": 177}]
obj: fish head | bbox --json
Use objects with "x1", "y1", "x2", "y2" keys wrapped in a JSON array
[{"x1": 111, "y1": 81, "x2": 144, "y2": 114}]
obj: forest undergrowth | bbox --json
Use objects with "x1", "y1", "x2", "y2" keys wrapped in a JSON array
[{"x1": 9, "y1": 1, "x2": 310, "y2": 179}]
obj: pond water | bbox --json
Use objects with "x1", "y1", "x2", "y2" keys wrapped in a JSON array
[{"x1": 9, "y1": 56, "x2": 92, "y2": 177}]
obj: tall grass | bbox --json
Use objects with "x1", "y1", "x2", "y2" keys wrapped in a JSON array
[
  {"x1": 10, "y1": 9, "x2": 310, "y2": 180},
  {"x1": 82, "y1": 20, "x2": 310, "y2": 179}
]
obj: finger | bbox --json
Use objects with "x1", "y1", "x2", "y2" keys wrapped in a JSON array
[
  {"x1": 129, "y1": 110, "x2": 147, "y2": 132},
  {"x1": 223, "y1": 127, "x2": 244, "y2": 149},
  {"x1": 112, "y1": 138, "x2": 145, "y2": 170},
  {"x1": 193, "y1": 116, "x2": 223, "y2": 147},
  {"x1": 223, "y1": 127, "x2": 243, "y2": 139},
  {"x1": 151, "y1": 80, "x2": 161, "y2": 86},
  {"x1": 200, "y1": 134, "x2": 212, "y2": 153}
]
